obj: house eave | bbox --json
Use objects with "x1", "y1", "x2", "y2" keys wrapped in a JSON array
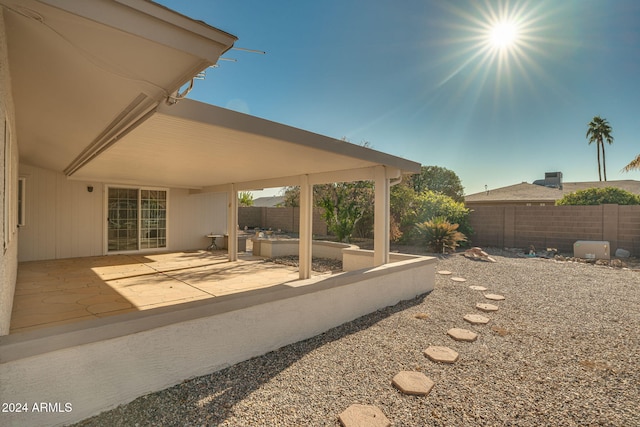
[
  {"x1": 70, "y1": 100, "x2": 422, "y2": 190},
  {"x1": 2, "y1": 0, "x2": 236, "y2": 176}
]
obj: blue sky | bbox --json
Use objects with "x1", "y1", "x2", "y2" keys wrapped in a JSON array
[{"x1": 157, "y1": 0, "x2": 640, "y2": 196}]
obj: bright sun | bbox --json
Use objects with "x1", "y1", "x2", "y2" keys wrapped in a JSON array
[{"x1": 489, "y1": 21, "x2": 519, "y2": 49}]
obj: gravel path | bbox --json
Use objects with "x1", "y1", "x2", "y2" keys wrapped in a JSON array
[{"x1": 73, "y1": 253, "x2": 640, "y2": 426}]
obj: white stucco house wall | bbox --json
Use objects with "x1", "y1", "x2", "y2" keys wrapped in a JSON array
[{"x1": 0, "y1": 2, "x2": 435, "y2": 425}]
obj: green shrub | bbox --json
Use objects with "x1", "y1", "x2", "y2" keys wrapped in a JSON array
[
  {"x1": 556, "y1": 187, "x2": 640, "y2": 206},
  {"x1": 405, "y1": 190, "x2": 472, "y2": 242},
  {"x1": 415, "y1": 216, "x2": 467, "y2": 253}
]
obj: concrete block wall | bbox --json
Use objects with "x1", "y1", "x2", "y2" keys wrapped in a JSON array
[
  {"x1": 618, "y1": 205, "x2": 640, "y2": 255},
  {"x1": 469, "y1": 204, "x2": 640, "y2": 256},
  {"x1": 466, "y1": 206, "x2": 505, "y2": 247}
]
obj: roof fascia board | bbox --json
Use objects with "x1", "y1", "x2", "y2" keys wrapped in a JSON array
[
  {"x1": 159, "y1": 100, "x2": 421, "y2": 174},
  {"x1": 35, "y1": 0, "x2": 237, "y2": 62},
  {"x1": 193, "y1": 166, "x2": 391, "y2": 195}
]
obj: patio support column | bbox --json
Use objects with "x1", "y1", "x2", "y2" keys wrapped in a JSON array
[
  {"x1": 227, "y1": 183, "x2": 238, "y2": 262},
  {"x1": 299, "y1": 174, "x2": 313, "y2": 279},
  {"x1": 374, "y1": 165, "x2": 390, "y2": 266}
]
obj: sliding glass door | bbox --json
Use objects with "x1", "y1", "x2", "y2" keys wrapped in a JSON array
[
  {"x1": 140, "y1": 190, "x2": 167, "y2": 249},
  {"x1": 108, "y1": 187, "x2": 167, "y2": 252}
]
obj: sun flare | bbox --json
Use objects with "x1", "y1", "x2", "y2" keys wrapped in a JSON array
[
  {"x1": 489, "y1": 21, "x2": 519, "y2": 49},
  {"x1": 433, "y1": 0, "x2": 562, "y2": 107}
]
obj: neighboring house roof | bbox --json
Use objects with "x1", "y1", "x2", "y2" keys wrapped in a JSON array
[
  {"x1": 465, "y1": 180, "x2": 640, "y2": 204},
  {"x1": 252, "y1": 196, "x2": 286, "y2": 207}
]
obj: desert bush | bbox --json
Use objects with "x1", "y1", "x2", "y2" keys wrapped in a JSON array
[
  {"x1": 415, "y1": 216, "x2": 467, "y2": 253},
  {"x1": 401, "y1": 190, "x2": 472, "y2": 243},
  {"x1": 556, "y1": 187, "x2": 640, "y2": 205}
]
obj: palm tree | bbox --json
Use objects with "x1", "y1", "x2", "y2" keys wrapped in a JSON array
[
  {"x1": 586, "y1": 116, "x2": 614, "y2": 181},
  {"x1": 623, "y1": 154, "x2": 640, "y2": 172}
]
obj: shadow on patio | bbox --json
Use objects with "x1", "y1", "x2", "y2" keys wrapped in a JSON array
[{"x1": 10, "y1": 251, "x2": 312, "y2": 334}]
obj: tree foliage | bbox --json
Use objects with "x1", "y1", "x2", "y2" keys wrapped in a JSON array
[
  {"x1": 390, "y1": 181, "x2": 418, "y2": 241},
  {"x1": 282, "y1": 165, "x2": 469, "y2": 244},
  {"x1": 555, "y1": 187, "x2": 640, "y2": 206},
  {"x1": 622, "y1": 154, "x2": 640, "y2": 173},
  {"x1": 586, "y1": 116, "x2": 614, "y2": 181},
  {"x1": 238, "y1": 191, "x2": 254, "y2": 207},
  {"x1": 413, "y1": 190, "x2": 472, "y2": 239},
  {"x1": 408, "y1": 166, "x2": 465, "y2": 202},
  {"x1": 283, "y1": 182, "x2": 374, "y2": 241}
]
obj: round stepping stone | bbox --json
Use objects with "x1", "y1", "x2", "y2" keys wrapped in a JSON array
[
  {"x1": 484, "y1": 293, "x2": 505, "y2": 301},
  {"x1": 464, "y1": 314, "x2": 490, "y2": 324},
  {"x1": 392, "y1": 371, "x2": 435, "y2": 396},
  {"x1": 424, "y1": 346, "x2": 459, "y2": 364},
  {"x1": 437, "y1": 270, "x2": 452, "y2": 275},
  {"x1": 469, "y1": 285, "x2": 488, "y2": 291},
  {"x1": 339, "y1": 404, "x2": 391, "y2": 427},
  {"x1": 451, "y1": 277, "x2": 467, "y2": 282},
  {"x1": 476, "y1": 303, "x2": 499, "y2": 312},
  {"x1": 447, "y1": 327, "x2": 478, "y2": 342}
]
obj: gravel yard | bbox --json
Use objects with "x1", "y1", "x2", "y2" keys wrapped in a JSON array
[{"x1": 73, "y1": 252, "x2": 640, "y2": 426}]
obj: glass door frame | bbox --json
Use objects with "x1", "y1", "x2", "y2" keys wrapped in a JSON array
[{"x1": 105, "y1": 185, "x2": 169, "y2": 254}]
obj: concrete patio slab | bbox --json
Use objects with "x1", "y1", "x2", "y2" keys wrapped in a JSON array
[{"x1": 9, "y1": 251, "x2": 310, "y2": 334}]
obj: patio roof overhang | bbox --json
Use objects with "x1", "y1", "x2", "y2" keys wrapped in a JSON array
[
  {"x1": 1, "y1": 0, "x2": 237, "y2": 175},
  {"x1": 68, "y1": 99, "x2": 422, "y2": 190},
  {"x1": 3, "y1": 0, "x2": 420, "y2": 189},
  {"x1": 4, "y1": 0, "x2": 421, "y2": 278}
]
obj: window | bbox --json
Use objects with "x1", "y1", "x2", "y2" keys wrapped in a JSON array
[{"x1": 107, "y1": 187, "x2": 168, "y2": 252}]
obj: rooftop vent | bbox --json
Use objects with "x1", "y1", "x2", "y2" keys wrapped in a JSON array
[{"x1": 533, "y1": 171, "x2": 563, "y2": 189}]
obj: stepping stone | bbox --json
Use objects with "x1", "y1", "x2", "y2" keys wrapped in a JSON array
[
  {"x1": 447, "y1": 327, "x2": 478, "y2": 342},
  {"x1": 464, "y1": 314, "x2": 490, "y2": 324},
  {"x1": 476, "y1": 303, "x2": 499, "y2": 312},
  {"x1": 392, "y1": 371, "x2": 435, "y2": 396},
  {"x1": 451, "y1": 277, "x2": 467, "y2": 282},
  {"x1": 469, "y1": 285, "x2": 488, "y2": 291},
  {"x1": 484, "y1": 293, "x2": 505, "y2": 301},
  {"x1": 437, "y1": 270, "x2": 452, "y2": 275},
  {"x1": 424, "y1": 346, "x2": 459, "y2": 364},
  {"x1": 339, "y1": 404, "x2": 390, "y2": 427}
]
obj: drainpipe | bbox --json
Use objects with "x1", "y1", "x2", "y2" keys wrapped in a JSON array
[{"x1": 390, "y1": 176, "x2": 403, "y2": 187}]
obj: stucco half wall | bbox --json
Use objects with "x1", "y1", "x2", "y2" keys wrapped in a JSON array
[{"x1": 0, "y1": 255, "x2": 436, "y2": 427}]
